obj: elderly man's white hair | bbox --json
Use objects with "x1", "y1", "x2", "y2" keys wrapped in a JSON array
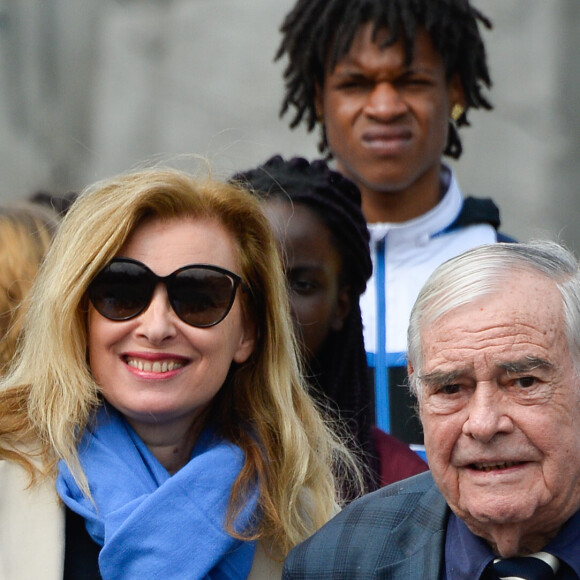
[{"x1": 407, "y1": 240, "x2": 580, "y2": 398}]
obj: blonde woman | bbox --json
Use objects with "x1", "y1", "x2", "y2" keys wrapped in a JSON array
[
  {"x1": 0, "y1": 202, "x2": 58, "y2": 376},
  {"x1": 0, "y1": 168, "x2": 361, "y2": 579}
]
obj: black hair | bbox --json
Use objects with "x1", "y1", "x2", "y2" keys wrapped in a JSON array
[
  {"x1": 232, "y1": 155, "x2": 379, "y2": 492},
  {"x1": 276, "y1": 0, "x2": 492, "y2": 158}
]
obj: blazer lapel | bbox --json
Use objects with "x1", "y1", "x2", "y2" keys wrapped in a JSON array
[{"x1": 374, "y1": 481, "x2": 449, "y2": 579}]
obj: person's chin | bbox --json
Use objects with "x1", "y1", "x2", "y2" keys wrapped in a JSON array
[{"x1": 455, "y1": 465, "x2": 542, "y2": 521}]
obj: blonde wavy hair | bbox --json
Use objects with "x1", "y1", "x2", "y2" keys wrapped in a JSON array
[
  {"x1": 0, "y1": 202, "x2": 58, "y2": 376},
  {"x1": 0, "y1": 167, "x2": 361, "y2": 558}
]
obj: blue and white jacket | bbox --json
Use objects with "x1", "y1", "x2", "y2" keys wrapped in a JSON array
[{"x1": 362, "y1": 166, "x2": 513, "y2": 449}]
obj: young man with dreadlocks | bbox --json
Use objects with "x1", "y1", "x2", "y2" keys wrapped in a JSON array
[
  {"x1": 276, "y1": 0, "x2": 514, "y2": 450},
  {"x1": 232, "y1": 155, "x2": 427, "y2": 494}
]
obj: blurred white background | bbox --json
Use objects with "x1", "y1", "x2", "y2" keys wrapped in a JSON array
[{"x1": 1, "y1": 0, "x2": 579, "y2": 249}]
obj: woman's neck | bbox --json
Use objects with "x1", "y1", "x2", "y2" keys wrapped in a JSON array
[{"x1": 126, "y1": 414, "x2": 206, "y2": 474}]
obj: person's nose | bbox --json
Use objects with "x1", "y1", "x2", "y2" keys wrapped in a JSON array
[
  {"x1": 461, "y1": 383, "x2": 513, "y2": 443},
  {"x1": 135, "y1": 284, "x2": 178, "y2": 344},
  {"x1": 363, "y1": 82, "x2": 407, "y2": 121}
]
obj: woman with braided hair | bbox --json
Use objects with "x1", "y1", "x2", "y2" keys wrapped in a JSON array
[{"x1": 233, "y1": 155, "x2": 427, "y2": 492}]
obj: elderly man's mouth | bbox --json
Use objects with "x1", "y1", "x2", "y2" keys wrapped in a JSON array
[{"x1": 469, "y1": 461, "x2": 525, "y2": 472}]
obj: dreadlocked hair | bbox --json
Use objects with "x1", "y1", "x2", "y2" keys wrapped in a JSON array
[
  {"x1": 276, "y1": 0, "x2": 493, "y2": 158},
  {"x1": 232, "y1": 155, "x2": 379, "y2": 494}
]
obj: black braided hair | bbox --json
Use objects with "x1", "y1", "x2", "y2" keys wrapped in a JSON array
[
  {"x1": 276, "y1": 0, "x2": 492, "y2": 158},
  {"x1": 232, "y1": 155, "x2": 379, "y2": 491}
]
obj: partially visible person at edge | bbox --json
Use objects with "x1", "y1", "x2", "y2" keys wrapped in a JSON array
[
  {"x1": 0, "y1": 167, "x2": 362, "y2": 579},
  {"x1": 276, "y1": 0, "x2": 515, "y2": 449},
  {"x1": 0, "y1": 201, "x2": 60, "y2": 577},
  {"x1": 0, "y1": 201, "x2": 59, "y2": 376},
  {"x1": 283, "y1": 240, "x2": 580, "y2": 579},
  {"x1": 232, "y1": 154, "x2": 427, "y2": 491}
]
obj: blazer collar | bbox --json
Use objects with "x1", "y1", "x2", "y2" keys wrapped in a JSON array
[{"x1": 375, "y1": 480, "x2": 449, "y2": 578}]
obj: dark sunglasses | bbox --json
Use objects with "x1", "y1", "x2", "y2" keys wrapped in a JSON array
[{"x1": 88, "y1": 257, "x2": 244, "y2": 328}]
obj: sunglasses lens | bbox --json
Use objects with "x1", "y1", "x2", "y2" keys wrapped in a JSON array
[
  {"x1": 89, "y1": 262, "x2": 151, "y2": 320},
  {"x1": 90, "y1": 260, "x2": 240, "y2": 327},
  {"x1": 171, "y1": 268, "x2": 236, "y2": 327}
]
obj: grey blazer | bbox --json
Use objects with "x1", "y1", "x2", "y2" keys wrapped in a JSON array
[{"x1": 283, "y1": 471, "x2": 449, "y2": 579}]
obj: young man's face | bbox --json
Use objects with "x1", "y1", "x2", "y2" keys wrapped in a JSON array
[{"x1": 316, "y1": 24, "x2": 464, "y2": 222}]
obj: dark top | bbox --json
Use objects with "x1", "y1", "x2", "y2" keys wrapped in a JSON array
[
  {"x1": 64, "y1": 507, "x2": 102, "y2": 580},
  {"x1": 370, "y1": 426, "x2": 428, "y2": 486},
  {"x1": 445, "y1": 508, "x2": 580, "y2": 579}
]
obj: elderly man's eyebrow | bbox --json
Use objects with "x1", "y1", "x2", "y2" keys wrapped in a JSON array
[
  {"x1": 418, "y1": 369, "x2": 464, "y2": 386},
  {"x1": 418, "y1": 358, "x2": 555, "y2": 387},
  {"x1": 499, "y1": 357, "x2": 554, "y2": 374}
]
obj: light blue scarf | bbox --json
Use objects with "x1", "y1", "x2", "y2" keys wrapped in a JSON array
[{"x1": 57, "y1": 405, "x2": 257, "y2": 580}]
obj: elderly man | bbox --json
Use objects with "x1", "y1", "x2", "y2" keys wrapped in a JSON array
[{"x1": 283, "y1": 240, "x2": 580, "y2": 579}]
